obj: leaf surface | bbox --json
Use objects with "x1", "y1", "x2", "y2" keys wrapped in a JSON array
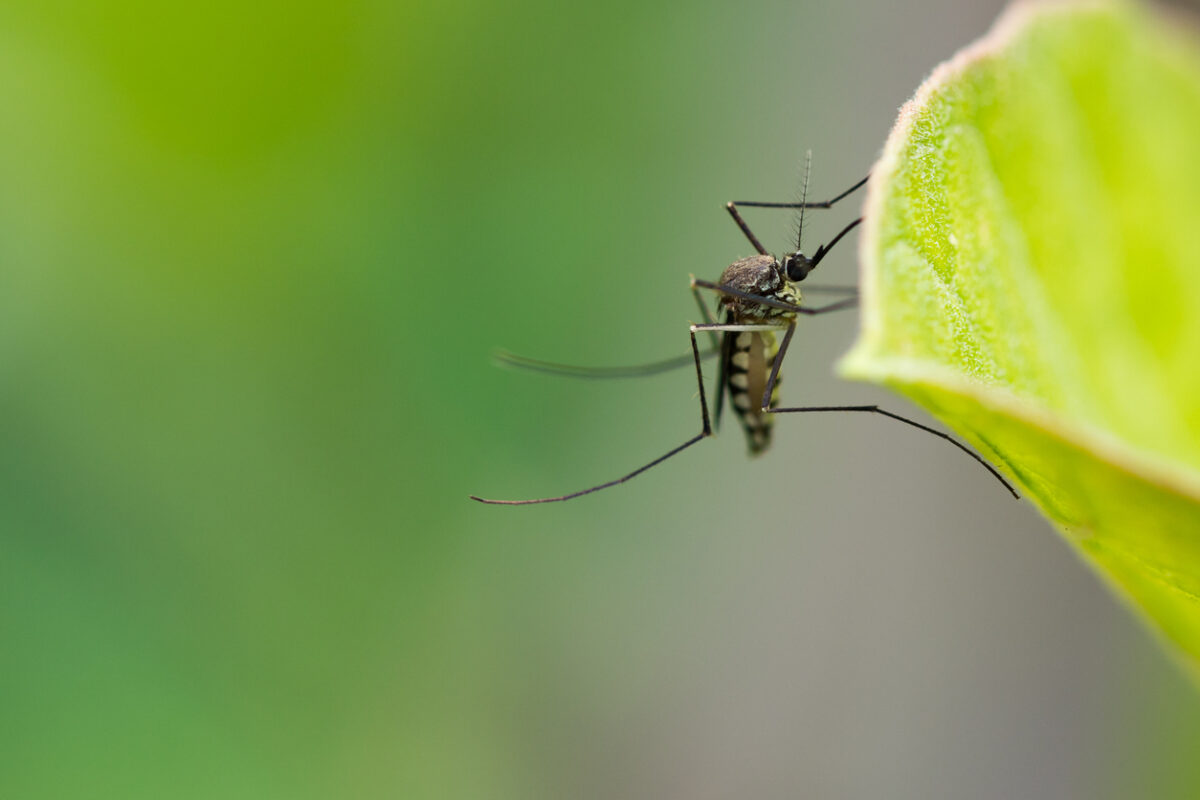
[{"x1": 841, "y1": 0, "x2": 1200, "y2": 677}]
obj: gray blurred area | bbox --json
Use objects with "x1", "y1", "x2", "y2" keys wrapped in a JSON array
[{"x1": 459, "y1": 1, "x2": 1200, "y2": 798}]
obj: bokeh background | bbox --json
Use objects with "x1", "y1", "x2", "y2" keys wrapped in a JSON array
[{"x1": 4, "y1": 0, "x2": 1200, "y2": 797}]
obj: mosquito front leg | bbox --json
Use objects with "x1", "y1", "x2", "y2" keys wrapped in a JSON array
[
  {"x1": 690, "y1": 278, "x2": 857, "y2": 316},
  {"x1": 805, "y1": 217, "x2": 864, "y2": 273},
  {"x1": 724, "y1": 173, "x2": 868, "y2": 254},
  {"x1": 731, "y1": 175, "x2": 868, "y2": 210},
  {"x1": 725, "y1": 202, "x2": 769, "y2": 255}
]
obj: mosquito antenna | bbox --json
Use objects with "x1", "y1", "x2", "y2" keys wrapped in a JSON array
[{"x1": 795, "y1": 150, "x2": 813, "y2": 253}]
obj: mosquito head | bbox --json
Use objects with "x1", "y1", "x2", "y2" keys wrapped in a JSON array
[
  {"x1": 783, "y1": 251, "x2": 816, "y2": 282},
  {"x1": 716, "y1": 254, "x2": 801, "y2": 320}
]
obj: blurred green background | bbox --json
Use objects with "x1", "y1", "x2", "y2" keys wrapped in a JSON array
[{"x1": 3, "y1": 0, "x2": 1200, "y2": 797}]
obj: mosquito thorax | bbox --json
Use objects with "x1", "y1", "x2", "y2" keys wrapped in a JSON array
[{"x1": 717, "y1": 254, "x2": 802, "y2": 319}]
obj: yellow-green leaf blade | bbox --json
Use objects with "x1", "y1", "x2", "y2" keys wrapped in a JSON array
[{"x1": 840, "y1": 1, "x2": 1200, "y2": 676}]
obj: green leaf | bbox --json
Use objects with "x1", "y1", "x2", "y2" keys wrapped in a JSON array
[{"x1": 840, "y1": 0, "x2": 1200, "y2": 677}]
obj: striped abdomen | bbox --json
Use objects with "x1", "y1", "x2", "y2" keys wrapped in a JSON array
[{"x1": 724, "y1": 330, "x2": 782, "y2": 455}]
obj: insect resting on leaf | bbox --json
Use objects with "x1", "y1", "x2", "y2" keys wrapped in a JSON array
[{"x1": 471, "y1": 160, "x2": 1017, "y2": 505}]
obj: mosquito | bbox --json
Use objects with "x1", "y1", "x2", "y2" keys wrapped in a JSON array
[{"x1": 471, "y1": 164, "x2": 1017, "y2": 505}]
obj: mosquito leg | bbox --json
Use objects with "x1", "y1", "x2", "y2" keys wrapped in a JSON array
[
  {"x1": 694, "y1": 290, "x2": 724, "y2": 428},
  {"x1": 687, "y1": 326, "x2": 717, "y2": 437},
  {"x1": 691, "y1": 323, "x2": 790, "y2": 333},
  {"x1": 767, "y1": 404, "x2": 1019, "y2": 498},
  {"x1": 468, "y1": 326, "x2": 718, "y2": 505},
  {"x1": 494, "y1": 277, "x2": 728, "y2": 381},
  {"x1": 727, "y1": 173, "x2": 867, "y2": 254},
  {"x1": 690, "y1": 280, "x2": 722, "y2": 351},
  {"x1": 801, "y1": 296, "x2": 859, "y2": 315},
  {"x1": 732, "y1": 175, "x2": 869, "y2": 209},
  {"x1": 801, "y1": 285, "x2": 859, "y2": 295},
  {"x1": 713, "y1": 326, "x2": 727, "y2": 430},
  {"x1": 691, "y1": 279, "x2": 858, "y2": 317},
  {"x1": 494, "y1": 347, "x2": 719, "y2": 380},
  {"x1": 467, "y1": 431, "x2": 708, "y2": 505},
  {"x1": 693, "y1": 322, "x2": 792, "y2": 431},
  {"x1": 696, "y1": 209, "x2": 861, "y2": 315},
  {"x1": 725, "y1": 202, "x2": 769, "y2": 255},
  {"x1": 691, "y1": 282, "x2": 719, "y2": 325},
  {"x1": 761, "y1": 320, "x2": 796, "y2": 411},
  {"x1": 694, "y1": 322, "x2": 789, "y2": 432},
  {"x1": 691, "y1": 279, "x2": 802, "y2": 314},
  {"x1": 807, "y1": 217, "x2": 863, "y2": 271}
]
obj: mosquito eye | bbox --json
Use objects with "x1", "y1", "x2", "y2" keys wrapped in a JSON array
[{"x1": 786, "y1": 256, "x2": 811, "y2": 282}]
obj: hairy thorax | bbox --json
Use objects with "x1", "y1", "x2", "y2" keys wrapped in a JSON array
[{"x1": 717, "y1": 255, "x2": 802, "y2": 320}]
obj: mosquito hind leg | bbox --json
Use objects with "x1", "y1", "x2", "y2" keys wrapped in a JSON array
[
  {"x1": 767, "y1": 403, "x2": 1019, "y2": 498},
  {"x1": 493, "y1": 347, "x2": 719, "y2": 380},
  {"x1": 469, "y1": 325, "x2": 719, "y2": 505},
  {"x1": 703, "y1": 304, "x2": 1016, "y2": 500}
]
